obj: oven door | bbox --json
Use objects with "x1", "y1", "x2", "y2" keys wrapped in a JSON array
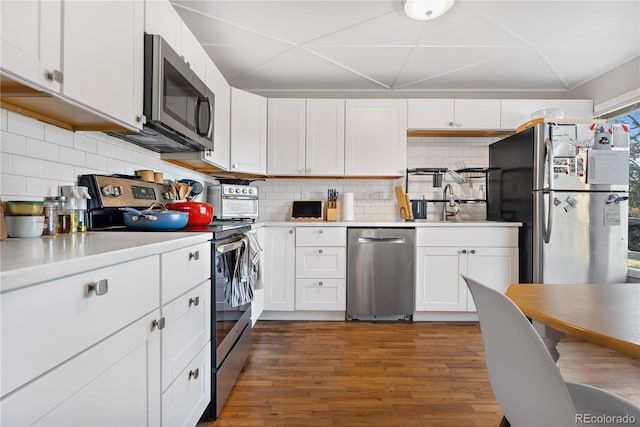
[
  {"x1": 146, "y1": 34, "x2": 214, "y2": 151},
  {"x1": 213, "y1": 238, "x2": 251, "y2": 367}
]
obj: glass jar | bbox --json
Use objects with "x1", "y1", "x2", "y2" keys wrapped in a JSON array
[
  {"x1": 43, "y1": 196, "x2": 60, "y2": 235},
  {"x1": 57, "y1": 196, "x2": 71, "y2": 234}
]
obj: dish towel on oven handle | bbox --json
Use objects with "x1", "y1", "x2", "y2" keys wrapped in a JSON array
[
  {"x1": 223, "y1": 236, "x2": 253, "y2": 307},
  {"x1": 246, "y1": 229, "x2": 263, "y2": 290}
]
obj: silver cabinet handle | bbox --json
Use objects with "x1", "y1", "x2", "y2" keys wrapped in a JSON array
[
  {"x1": 318, "y1": 229, "x2": 324, "y2": 234},
  {"x1": 189, "y1": 296, "x2": 200, "y2": 307},
  {"x1": 189, "y1": 251, "x2": 200, "y2": 261},
  {"x1": 289, "y1": 229, "x2": 294, "y2": 234},
  {"x1": 460, "y1": 249, "x2": 467, "y2": 254},
  {"x1": 232, "y1": 163, "x2": 238, "y2": 169},
  {"x1": 87, "y1": 279, "x2": 108, "y2": 296},
  {"x1": 470, "y1": 249, "x2": 476, "y2": 254},
  {"x1": 45, "y1": 69, "x2": 63, "y2": 83},
  {"x1": 151, "y1": 317, "x2": 166, "y2": 330},
  {"x1": 188, "y1": 368, "x2": 200, "y2": 380},
  {"x1": 318, "y1": 281, "x2": 324, "y2": 286},
  {"x1": 318, "y1": 248, "x2": 323, "y2": 254}
]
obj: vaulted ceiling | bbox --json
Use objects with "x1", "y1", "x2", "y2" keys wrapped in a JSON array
[{"x1": 171, "y1": 0, "x2": 640, "y2": 94}]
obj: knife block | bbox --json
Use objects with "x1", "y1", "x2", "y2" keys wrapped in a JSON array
[{"x1": 326, "y1": 202, "x2": 340, "y2": 222}]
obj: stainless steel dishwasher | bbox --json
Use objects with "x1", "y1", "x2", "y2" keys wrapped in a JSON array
[{"x1": 346, "y1": 228, "x2": 415, "y2": 321}]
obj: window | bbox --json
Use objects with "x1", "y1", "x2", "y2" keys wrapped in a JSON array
[{"x1": 608, "y1": 108, "x2": 640, "y2": 268}]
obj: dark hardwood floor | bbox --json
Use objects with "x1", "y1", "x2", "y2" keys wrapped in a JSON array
[{"x1": 201, "y1": 321, "x2": 640, "y2": 427}]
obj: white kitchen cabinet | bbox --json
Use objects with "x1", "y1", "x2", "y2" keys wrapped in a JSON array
[
  {"x1": 267, "y1": 98, "x2": 346, "y2": 176},
  {"x1": 500, "y1": 99, "x2": 548, "y2": 130},
  {"x1": 230, "y1": 88, "x2": 267, "y2": 174},
  {"x1": 306, "y1": 99, "x2": 346, "y2": 175},
  {"x1": 408, "y1": 99, "x2": 501, "y2": 130},
  {"x1": 295, "y1": 227, "x2": 346, "y2": 311},
  {"x1": 206, "y1": 60, "x2": 231, "y2": 170},
  {"x1": 63, "y1": 0, "x2": 144, "y2": 129},
  {"x1": 1, "y1": 256, "x2": 160, "y2": 397},
  {"x1": 267, "y1": 98, "x2": 306, "y2": 175},
  {"x1": 415, "y1": 227, "x2": 518, "y2": 312},
  {"x1": 0, "y1": 0, "x2": 61, "y2": 93},
  {"x1": 162, "y1": 342, "x2": 211, "y2": 427},
  {"x1": 180, "y1": 21, "x2": 208, "y2": 83},
  {"x1": 161, "y1": 241, "x2": 210, "y2": 305},
  {"x1": 144, "y1": 0, "x2": 182, "y2": 54},
  {"x1": 546, "y1": 99, "x2": 593, "y2": 119},
  {"x1": 251, "y1": 227, "x2": 266, "y2": 325},
  {"x1": 263, "y1": 227, "x2": 296, "y2": 311},
  {"x1": 0, "y1": 312, "x2": 161, "y2": 427},
  {"x1": 345, "y1": 99, "x2": 407, "y2": 176}
]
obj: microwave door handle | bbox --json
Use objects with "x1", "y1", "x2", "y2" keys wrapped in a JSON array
[
  {"x1": 205, "y1": 97, "x2": 213, "y2": 138},
  {"x1": 195, "y1": 97, "x2": 211, "y2": 137}
]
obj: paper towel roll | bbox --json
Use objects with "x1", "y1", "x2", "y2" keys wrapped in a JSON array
[{"x1": 341, "y1": 192, "x2": 354, "y2": 222}]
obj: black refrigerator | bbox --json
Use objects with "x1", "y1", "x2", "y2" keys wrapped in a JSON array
[{"x1": 488, "y1": 122, "x2": 629, "y2": 284}]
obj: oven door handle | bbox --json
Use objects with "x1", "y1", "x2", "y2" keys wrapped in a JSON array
[
  {"x1": 217, "y1": 238, "x2": 246, "y2": 254},
  {"x1": 221, "y1": 196, "x2": 258, "y2": 201}
]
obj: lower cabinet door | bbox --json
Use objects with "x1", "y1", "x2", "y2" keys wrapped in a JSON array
[
  {"x1": 162, "y1": 281, "x2": 210, "y2": 392},
  {"x1": 295, "y1": 278, "x2": 346, "y2": 311},
  {"x1": 162, "y1": 342, "x2": 211, "y2": 427},
  {"x1": 415, "y1": 247, "x2": 467, "y2": 311},
  {"x1": 0, "y1": 311, "x2": 161, "y2": 427}
]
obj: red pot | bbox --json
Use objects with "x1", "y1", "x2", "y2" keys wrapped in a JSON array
[{"x1": 165, "y1": 198, "x2": 213, "y2": 227}]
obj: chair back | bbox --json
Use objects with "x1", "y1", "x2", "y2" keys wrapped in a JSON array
[{"x1": 462, "y1": 275, "x2": 577, "y2": 427}]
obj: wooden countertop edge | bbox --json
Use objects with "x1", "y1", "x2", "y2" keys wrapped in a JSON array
[{"x1": 505, "y1": 285, "x2": 640, "y2": 359}]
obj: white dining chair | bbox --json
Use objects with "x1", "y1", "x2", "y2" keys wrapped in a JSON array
[{"x1": 462, "y1": 275, "x2": 640, "y2": 427}]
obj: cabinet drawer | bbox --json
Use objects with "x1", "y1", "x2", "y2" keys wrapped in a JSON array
[
  {"x1": 162, "y1": 281, "x2": 211, "y2": 391},
  {"x1": 161, "y1": 242, "x2": 210, "y2": 304},
  {"x1": 295, "y1": 247, "x2": 346, "y2": 278},
  {"x1": 0, "y1": 311, "x2": 161, "y2": 426},
  {"x1": 295, "y1": 279, "x2": 345, "y2": 311},
  {"x1": 162, "y1": 342, "x2": 211, "y2": 427},
  {"x1": 1, "y1": 256, "x2": 160, "y2": 397},
  {"x1": 296, "y1": 227, "x2": 346, "y2": 246},
  {"x1": 416, "y1": 227, "x2": 518, "y2": 247}
]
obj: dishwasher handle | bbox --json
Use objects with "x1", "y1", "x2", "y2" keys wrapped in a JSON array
[{"x1": 357, "y1": 237, "x2": 406, "y2": 244}]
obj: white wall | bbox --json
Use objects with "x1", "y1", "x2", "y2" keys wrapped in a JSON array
[
  {"x1": 1, "y1": 108, "x2": 497, "y2": 222},
  {"x1": 0, "y1": 108, "x2": 218, "y2": 201}
]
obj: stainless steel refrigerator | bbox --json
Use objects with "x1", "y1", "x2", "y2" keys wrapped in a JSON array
[{"x1": 487, "y1": 122, "x2": 630, "y2": 284}]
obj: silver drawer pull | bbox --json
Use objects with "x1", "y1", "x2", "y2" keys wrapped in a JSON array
[
  {"x1": 318, "y1": 281, "x2": 324, "y2": 286},
  {"x1": 318, "y1": 249, "x2": 323, "y2": 254},
  {"x1": 318, "y1": 229, "x2": 324, "y2": 234},
  {"x1": 188, "y1": 368, "x2": 200, "y2": 380},
  {"x1": 45, "y1": 69, "x2": 63, "y2": 83},
  {"x1": 460, "y1": 249, "x2": 467, "y2": 254},
  {"x1": 470, "y1": 249, "x2": 476, "y2": 254},
  {"x1": 189, "y1": 296, "x2": 200, "y2": 307},
  {"x1": 87, "y1": 279, "x2": 108, "y2": 296},
  {"x1": 188, "y1": 251, "x2": 200, "y2": 261},
  {"x1": 151, "y1": 317, "x2": 166, "y2": 330}
]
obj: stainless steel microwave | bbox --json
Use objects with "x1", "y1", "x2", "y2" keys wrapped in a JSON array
[{"x1": 109, "y1": 33, "x2": 214, "y2": 153}]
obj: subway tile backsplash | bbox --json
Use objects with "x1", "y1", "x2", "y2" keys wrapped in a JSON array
[{"x1": 1, "y1": 108, "x2": 499, "y2": 222}]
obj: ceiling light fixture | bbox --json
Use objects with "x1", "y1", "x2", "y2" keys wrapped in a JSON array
[{"x1": 403, "y1": 0, "x2": 454, "y2": 20}]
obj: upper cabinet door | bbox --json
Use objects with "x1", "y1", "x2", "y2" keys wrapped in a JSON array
[
  {"x1": 0, "y1": 0, "x2": 61, "y2": 92},
  {"x1": 267, "y1": 98, "x2": 306, "y2": 175},
  {"x1": 144, "y1": 0, "x2": 182, "y2": 54},
  {"x1": 453, "y1": 99, "x2": 501, "y2": 129},
  {"x1": 500, "y1": 99, "x2": 547, "y2": 130},
  {"x1": 306, "y1": 99, "x2": 345, "y2": 176},
  {"x1": 345, "y1": 99, "x2": 407, "y2": 176},
  {"x1": 408, "y1": 99, "x2": 501, "y2": 129},
  {"x1": 63, "y1": 0, "x2": 144, "y2": 130},
  {"x1": 407, "y1": 99, "x2": 454, "y2": 129},
  {"x1": 205, "y1": 60, "x2": 231, "y2": 170},
  {"x1": 230, "y1": 88, "x2": 267, "y2": 174}
]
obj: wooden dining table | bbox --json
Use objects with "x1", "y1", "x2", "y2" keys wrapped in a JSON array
[{"x1": 505, "y1": 283, "x2": 640, "y2": 360}]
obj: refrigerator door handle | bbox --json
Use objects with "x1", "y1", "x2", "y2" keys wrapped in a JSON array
[
  {"x1": 544, "y1": 190, "x2": 553, "y2": 244},
  {"x1": 545, "y1": 137, "x2": 554, "y2": 191}
]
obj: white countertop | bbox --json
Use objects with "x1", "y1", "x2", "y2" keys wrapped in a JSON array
[
  {"x1": 262, "y1": 220, "x2": 522, "y2": 227},
  {"x1": 0, "y1": 232, "x2": 212, "y2": 293}
]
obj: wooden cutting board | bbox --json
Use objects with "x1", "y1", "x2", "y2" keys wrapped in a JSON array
[{"x1": 394, "y1": 186, "x2": 413, "y2": 220}]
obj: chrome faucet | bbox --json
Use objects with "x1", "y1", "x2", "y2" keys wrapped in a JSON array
[{"x1": 441, "y1": 184, "x2": 459, "y2": 221}]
